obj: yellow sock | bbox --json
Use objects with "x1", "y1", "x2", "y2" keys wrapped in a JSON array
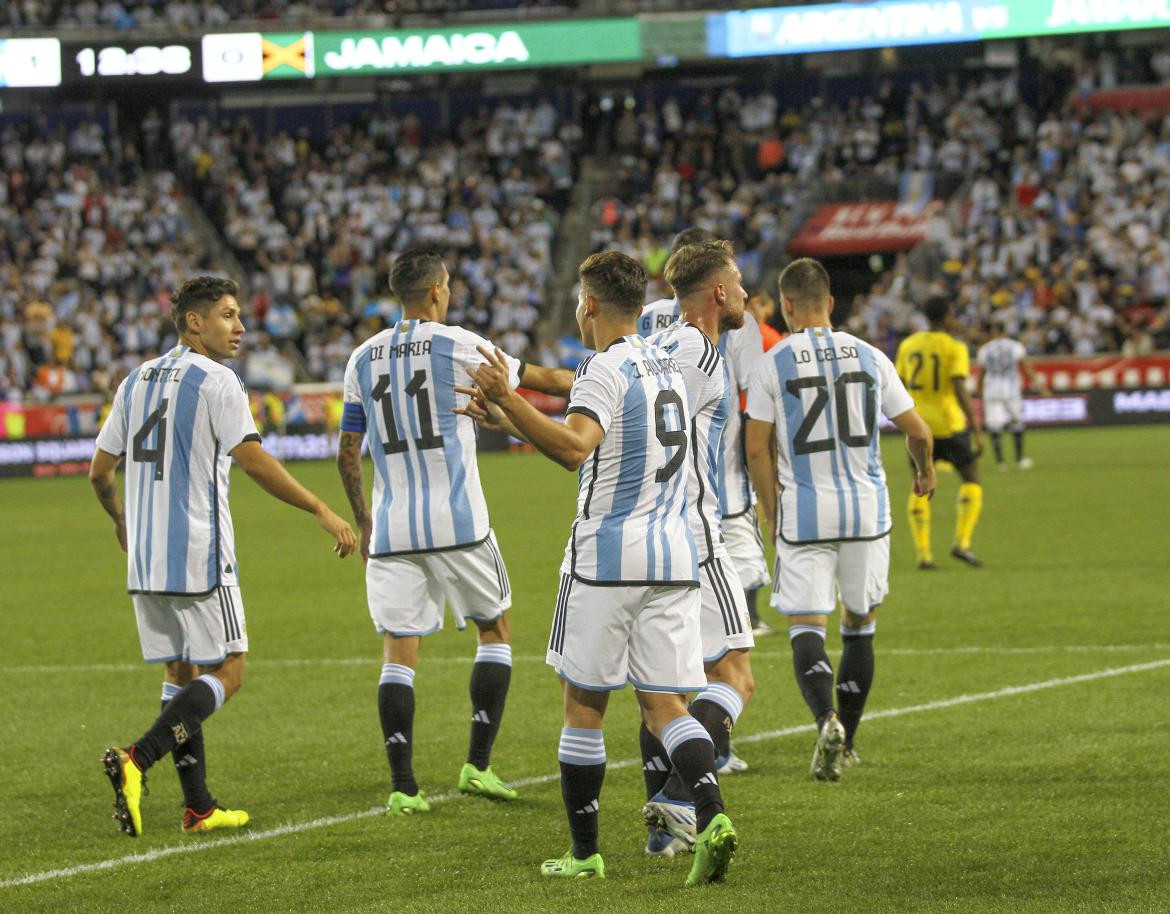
[
  {"x1": 906, "y1": 492, "x2": 933, "y2": 562},
  {"x1": 955, "y1": 483, "x2": 983, "y2": 550}
]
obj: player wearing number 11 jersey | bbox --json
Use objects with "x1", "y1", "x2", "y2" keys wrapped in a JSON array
[
  {"x1": 336, "y1": 250, "x2": 572, "y2": 816},
  {"x1": 90, "y1": 277, "x2": 356, "y2": 838},
  {"x1": 745, "y1": 258, "x2": 934, "y2": 779}
]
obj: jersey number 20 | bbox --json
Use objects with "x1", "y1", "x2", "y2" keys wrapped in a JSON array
[{"x1": 786, "y1": 373, "x2": 876, "y2": 455}]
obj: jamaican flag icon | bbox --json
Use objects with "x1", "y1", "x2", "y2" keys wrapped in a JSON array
[{"x1": 261, "y1": 33, "x2": 315, "y2": 79}]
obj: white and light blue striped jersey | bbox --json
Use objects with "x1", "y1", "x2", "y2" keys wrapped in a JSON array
[
  {"x1": 95, "y1": 345, "x2": 260, "y2": 595},
  {"x1": 977, "y1": 337, "x2": 1027, "y2": 401},
  {"x1": 648, "y1": 321, "x2": 730, "y2": 564},
  {"x1": 716, "y1": 313, "x2": 764, "y2": 518},
  {"x1": 745, "y1": 328, "x2": 914, "y2": 545},
  {"x1": 636, "y1": 297, "x2": 680, "y2": 339},
  {"x1": 562, "y1": 335, "x2": 698, "y2": 586},
  {"x1": 342, "y1": 320, "x2": 522, "y2": 556}
]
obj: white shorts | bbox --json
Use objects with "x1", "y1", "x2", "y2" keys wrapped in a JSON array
[
  {"x1": 546, "y1": 573, "x2": 705, "y2": 693},
  {"x1": 984, "y1": 397, "x2": 1023, "y2": 432},
  {"x1": 133, "y1": 585, "x2": 247, "y2": 666},
  {"x1": 770, "y1": 536, "x2": 890, "y2": 617},
  {"x1": 366, "y1": 531, "x2": 511, "y2": 637},
  {"x1": 700, "y1": 554, "x2": 754, "y2": 662},
  {"x1": 720, "y1": 508, "x2": 771, "y2": 591}
]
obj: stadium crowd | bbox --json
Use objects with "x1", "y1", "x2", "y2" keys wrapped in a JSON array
[
  {"x1": 170, "y1": 99, "x2": 579, "y2": 382},
  {"x1": 0, "y1": 117, "x2": 218, "y2": 403},
  {"x1": 3, "y1": 53, "x2": 1170, "y2": 403}
]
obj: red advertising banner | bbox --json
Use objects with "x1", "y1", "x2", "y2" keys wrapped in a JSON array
[{"x1": 788, "y1": 200, "x2": 944, "y2": 256}]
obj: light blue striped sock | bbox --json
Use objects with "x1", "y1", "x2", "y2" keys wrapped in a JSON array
[
  {"x1": 474, "y1": 643, "x2": 512, "y2": 667},
  {"x1": 161, "y1": 681, "x2": 181, "y2": 703},
  {"x1": 380, "y1": 663, "x2": 415, "y2": 687},
  {"x1": 195, "y1": 673, "x2": 226, "y2": 710},
  {"x1": 660, "y1": 715, "x2": 712, "y2": 758},
  {"x1": 696, "y1": 681, "x2": 744, "y2": 724},
  {"x1": 558, "y1": 727, "x2": 606, "y2": 766}
]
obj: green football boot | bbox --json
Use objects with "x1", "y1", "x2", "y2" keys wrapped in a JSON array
[
  {"x1": 685, "y1": 813, "x2": 738, "y2": 887},
  {"x1": 457, "y1": 763, "x2": 518, "y2": 801},
  {"x1": 386, "y1": 790, "x2": 431, "y2": 816},
  {"x1": 540, "y1": 851, "x2": 605, "y2": 879}
]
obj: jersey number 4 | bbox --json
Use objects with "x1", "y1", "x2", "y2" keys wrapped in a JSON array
[
  {"x1": 371, "y1": 371, "x2": 444, "y2": 454},
  {"x1": 786, "y1": 373, "x2": 875, "y2": 455},
  {"x1": 132, "y1": 398, "x2": 169, "y2": 481}
]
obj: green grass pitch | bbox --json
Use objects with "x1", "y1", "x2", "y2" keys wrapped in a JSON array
[{"x1": 1, "y1": 426, "x2": 1167, "y2": 912}]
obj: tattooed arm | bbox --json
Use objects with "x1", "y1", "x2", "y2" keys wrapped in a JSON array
[
  {"x1": 336, "y1": 430, "x2": 372, "y2": 562},
  {"x1": 88, "y1": 447, "x2": 127, "y2": 552}
]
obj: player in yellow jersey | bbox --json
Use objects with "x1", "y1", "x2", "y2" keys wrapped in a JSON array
[{"x1": 895, "y1": 296, "x2": 984, "y2": 568}]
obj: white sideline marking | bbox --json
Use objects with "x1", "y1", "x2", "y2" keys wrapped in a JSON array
[
  {"x1": 3, "y1": 657, "x2": 1169, "y2": 889},
  {"x1": 4, "y1": 644, "x2": 1170, "y2": 675}
]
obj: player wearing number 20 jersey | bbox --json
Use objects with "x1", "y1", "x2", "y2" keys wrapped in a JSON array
[{"x1": 747, "y1": 327, "x2": 913, "y2": 546}]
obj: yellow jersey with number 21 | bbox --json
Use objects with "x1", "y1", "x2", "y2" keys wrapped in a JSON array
[{"x1": 895, "y1": 331, "x2": 969, "y2": 437}]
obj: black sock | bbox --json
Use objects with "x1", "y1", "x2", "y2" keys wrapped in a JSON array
[
  {"x1": 745, "y1": 587, "x2": 761, "y2": 627},
  {"x1": 558, "y1": 728, "x2": 605, "y2": 859},
  {"x1": 991, "y1": 432, "x2": 1004, "y2": 464},
  {"x1": 661, "y1": 716, "x2": 723, "y2": 833},
  {"x1": 161, "y1": 687, "x2": 215, "y2": 812},
  {"x1": 837, "y1": 631, "x2": 875, "y2": 749},
  {"x1": 639, "y1": 721, "x2": 670, "y2": 801},
  {"x1": 689, "y1": 698, "x2": 732, "y2": 762},
  {"x1": 1013, "y1": 430, "x2": 1024, "y2": 461},
  {"x1": 467, "y1": 644, "x2": 511, "y2": 769},
  {"x1": 131, "y1": 676, "x2": 221, "y2": 771},
  {"x1": 378, "y1": 664, "x2": 418, "y2": 795},
  {"x1": 790, "y1": 629, "x2": 836, "y2": 722}
]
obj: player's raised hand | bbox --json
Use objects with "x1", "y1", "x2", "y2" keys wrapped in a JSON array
[
  {"x1": 315, "y1": 503, "x2": 357, "y2": 557},
  {"x1": 454, "y1": 384, "x2": 511, "y2": 433},
  {"x1": 470, "y1": 345, "x2": 513, "y2": 403}
]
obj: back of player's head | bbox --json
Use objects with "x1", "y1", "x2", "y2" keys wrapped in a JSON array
[
  {"x1": 924, "y1": 295, "x2": 951, "y2": 326},
  {"x1": 171, "y1": 276, "x2": 240, "y2": 335},
  {"x1": 664, "y1": 240, "x2": 735, "y2": 301},
  {"x1": 669, "y1": 227, "x2": 717, "y2": 257},
  {"x1": 778, "y1": 258, "x2": 831, "y2": 310},
  {"x1": 390, "y1": 249, "x2": 446, "y2": 306},
  {"x1": 578, "y1": 251, "x2": 647, "y2": 318}
]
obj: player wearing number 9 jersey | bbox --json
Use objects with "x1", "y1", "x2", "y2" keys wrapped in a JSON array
[
  {"x1": 90, "y1": 276, "x2": 355, "y2": 839},
  {"x1": 464, "y1": 251, "x2": 737, "y2": 886},
  {"x1": 335, "y1": 250, "x2": 573, "y2": 816},
  {"x1": 745, "y1": 258, "x2": 933, "y2": 780}
]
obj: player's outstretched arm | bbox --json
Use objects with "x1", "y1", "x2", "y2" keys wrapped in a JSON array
[
  {"x1": 464, "y1": 346, "x2": 602, "y2": 470},
  {"x1": 453, "y1": 389, "x2": 530, "y2": 442},
  {"x1": 891, "y1": 408, "x2": 936, "y2": 499},
  {"x1": 336, "y1": 430, "x2": 372, "y2": 562},
  {"x1": 231, "y1": 440, "x2": 357, "y2": 557},
  {"x1": 88, "y1": 447, "x2": 127, "y2": 552},
  {"x1": 744, "y1": 418, "x2": 778, "y2": 541},
  {"x1": 518, "y1": 363, "x2": 575, "y2": 397}
]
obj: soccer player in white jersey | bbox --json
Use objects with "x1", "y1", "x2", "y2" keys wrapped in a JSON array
[
  {"x1": 977, "y1": 320, "x2": 1047, "y2": 470},
  {"x1": 745, "y1": 259, "x2": 934, "y2": 779},
  {"x1": 637, "y1": 241, "x2": 755, "y2": 858},
  {"x1": 637, "y1": 229, "x2": 771, "y2": 644},
  {"x1": 336, "y1": 250, "x2": 572, "y2": 816},
  {"x1": 463, "y1": 252, "x2": 738, "y2": 886},
  {"x1": 89, "y1": 277, "x2": 356, "y2": 837}
]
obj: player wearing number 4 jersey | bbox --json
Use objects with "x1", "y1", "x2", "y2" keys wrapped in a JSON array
[
  {"x1": 336, "y1": 250, "x2": 572, "y2": 815},
  {"x1": 745, "y1": 259, "x2": 934, "y2": 778},
  {"x1": 90, "y1": 277, "x2": 356, "y2": 837},
  {"x1": 462, "y1": 252, "x2": 737, "y2": 887}
]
